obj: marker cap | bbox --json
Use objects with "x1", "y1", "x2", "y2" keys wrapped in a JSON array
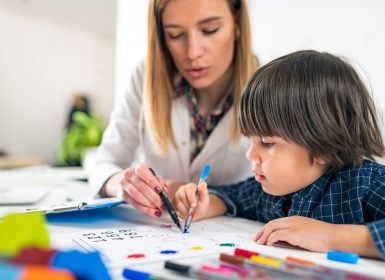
[
  {"x1": 326, "y1": 251, "x2": 359, "y2": 264},
  {"x1": 164, "y1": 261, "x2": 190, "y2": 274},
  {"x1": 122, "y1": 268, "x2": 156, "y2": 280}
]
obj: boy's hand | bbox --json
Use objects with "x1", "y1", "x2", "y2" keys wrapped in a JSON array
[
  {"x1": 173, "y1": 182, "x2": 210, "y2": 221},
  {"x1": 255, "y1": 216, "x2": 335, "y2": 252}
]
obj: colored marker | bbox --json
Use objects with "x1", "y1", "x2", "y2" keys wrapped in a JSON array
[
  {"x1": 219, "y1": 253, "x2": 322, "y2": 279},
  {"x1": 149, "y1": 168, "x2": 182, "y2": 232},
  {"x1": 326, "y1": 251, "x2": 359, "y2": 264},
  {"x1": 234, "y1": 248, "x2": 259, "y2": 258},
  {"x1": 122, "y1": 267, "x2": 165, "y2": 280},
  {"x1": 183, "y1": 164, "x2": 211, "y2": 233},
  {"x1": 285, "y1": 256, "x2": 315, "y2": 266},
  {"x1": 164, "y1": 260, "x2": 237, "y2": 280}
]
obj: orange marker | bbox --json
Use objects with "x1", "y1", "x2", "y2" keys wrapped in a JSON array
[{"x1": 286, "y1": 256, "x2": 315, "y2": 266}]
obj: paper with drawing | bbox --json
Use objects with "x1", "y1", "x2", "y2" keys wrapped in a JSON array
[{"x1": 50, "y1": 206, "x2": 255, "y2": 266}]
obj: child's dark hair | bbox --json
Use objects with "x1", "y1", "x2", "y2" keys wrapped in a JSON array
[{"x1": 239, "y1": 50, "x2": 385, "y2": 173}]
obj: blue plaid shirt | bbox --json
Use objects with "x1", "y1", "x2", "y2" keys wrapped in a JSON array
[{"x1": 209, "y1": 160, "x2": 385, "y2": 259}]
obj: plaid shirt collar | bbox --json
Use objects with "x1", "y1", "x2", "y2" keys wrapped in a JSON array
[{"x1": 174, "y1": 74, "x2": 233, "y2": 162}]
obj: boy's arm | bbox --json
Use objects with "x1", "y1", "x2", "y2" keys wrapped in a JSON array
[
  {"x1": 208, "y1": 177, "x2": 263, "y2": 219},
  {"x1": 330, "y1": 224, "x2": 380, "y2": 258},
  {"x1": 202, "y1": 194, "x2": 228, "y2": 219},
  {"x1": 255, "y1": 216, "x2": 381, "y2": 259}
]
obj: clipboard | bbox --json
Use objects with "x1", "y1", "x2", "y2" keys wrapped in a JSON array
[{"x1": 23, "y1": 198, "x2": 123, "y2": 215}]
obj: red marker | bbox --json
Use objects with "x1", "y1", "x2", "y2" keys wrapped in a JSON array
[{"x1": 234, "y1": 248, "x2": 259, "y2": 258}]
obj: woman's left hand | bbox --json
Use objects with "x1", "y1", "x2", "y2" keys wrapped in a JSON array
[{"x1": 255, "y1": 216, "x2": 336, "y2": 252}]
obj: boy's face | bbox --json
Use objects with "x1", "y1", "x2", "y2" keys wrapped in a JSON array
[{"x1": 246, "y1": 136, "x2": 327, "y2": 196}]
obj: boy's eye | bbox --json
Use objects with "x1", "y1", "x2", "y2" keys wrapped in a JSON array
[
  {"x1": 261, "y1": 138, "x2": 275, "y2": 147},
  {"x1": 261, "y1": 142, "x2": 274, "y2": 148}
]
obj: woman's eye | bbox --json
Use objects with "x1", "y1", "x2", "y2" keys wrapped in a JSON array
[
  {"x1": 203, "y1": 28, "x2": 219, "y2": 35},
  {"x1": 167, "y1": 33, "x2": 184, "y2": 40}
]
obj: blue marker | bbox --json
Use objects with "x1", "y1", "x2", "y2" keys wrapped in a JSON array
[
  {"x1": 183, "y1": 164, "x2": 211, "y2": 233},
  {"x1": 122, "y1": 267, "x2": 162, "y2": 280},
  {"x1": 326, "y1": 251, "x2": 359, "y2": 264}
]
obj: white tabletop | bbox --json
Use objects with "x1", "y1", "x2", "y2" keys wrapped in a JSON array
[{"x1": 1, "y1": 166, "x2": 385, "y2": 280}]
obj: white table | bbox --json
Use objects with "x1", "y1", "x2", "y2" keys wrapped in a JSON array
[{"x1": 1, "y1": 166, "x2": 385, "y2": 280}]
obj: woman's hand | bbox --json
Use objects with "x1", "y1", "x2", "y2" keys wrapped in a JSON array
[
  {"x1": 173, "y1": 182, "x2": 210, "y2": 221},
  {"x1": 255, "y1": 216, "x2": 337, "y2": 252},
  {"x1": 104, "y1": 163, "x2": 168, "y2": 218}
]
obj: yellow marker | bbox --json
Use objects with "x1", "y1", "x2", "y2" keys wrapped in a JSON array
[
  {"x1": 250, "y1": 255, "x2": 282, "y2": 267},
  {"x1": 0, "y1": 213, "x2": 50, "y2": 256}
]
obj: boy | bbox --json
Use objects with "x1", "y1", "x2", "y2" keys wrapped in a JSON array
[{"x1": 173, "y1": 50, "x2": 385, "y2": 259}]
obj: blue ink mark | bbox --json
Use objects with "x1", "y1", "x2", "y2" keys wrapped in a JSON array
[{"x1": 160, "y1": 250, "x2": 178, "y2": 255}]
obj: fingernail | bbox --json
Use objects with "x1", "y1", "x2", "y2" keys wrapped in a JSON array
[
  {"x1": 154, "y1": 211, "x2": 162, "y2": 217},
  {"x1": 154, "y1": 186, "x2": 162, "y2": 193}
]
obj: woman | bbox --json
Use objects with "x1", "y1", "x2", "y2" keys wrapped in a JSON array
[{"x1": 87, "y1": 0, "x2": 258, "y2": 218}]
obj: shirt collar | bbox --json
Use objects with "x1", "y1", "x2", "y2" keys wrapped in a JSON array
[
  {"x1": 173, "y1": 73, "x2": 233, "y2": 114},
  {"x1": 292, "y1": 172, "x2": 334, "y2": 201}
]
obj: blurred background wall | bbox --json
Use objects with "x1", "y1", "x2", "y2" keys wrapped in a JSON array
[
  {"x1": 1, "y1": 0, "x2": 384, "y2": 165},
  {"x1": 0, "y1": 0, "x2": 116, "y2": 164}
]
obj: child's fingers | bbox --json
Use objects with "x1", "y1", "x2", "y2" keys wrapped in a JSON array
[
  {"x1": 197, "y1": 182, "x2": 209, "y2": 205},
  {"x1": 186, "y1": 183, "x2": 199, "y2": 208},
  {"x1": 173, "y1": 183, "x2": 195, "y2": 215},
  {"x1": 254, "y1": 229, "x2": 264, "y2": 242},
  {"x1": 194, "y1": 182, "x2": 209, "y2": 220},
  {"x1": 174, "y1": 200, "x2": 189, "y2": 219}
]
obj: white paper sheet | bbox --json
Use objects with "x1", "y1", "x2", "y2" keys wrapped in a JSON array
[{"x1": 50, "y1": 216, "x2": 255, "y2": 267}]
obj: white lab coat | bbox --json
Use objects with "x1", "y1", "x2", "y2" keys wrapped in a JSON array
[{"x1": 86, "y1": 61, "x2": 253, "y2": 196}]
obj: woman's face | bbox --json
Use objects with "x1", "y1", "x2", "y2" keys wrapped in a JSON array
[{"x1": 162, "y1": 0, "x2": 238, "y2": 92}]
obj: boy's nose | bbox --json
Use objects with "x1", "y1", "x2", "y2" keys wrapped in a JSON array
[{"x1": 246, "y1": 144, "x2": 262, "y2": 164}]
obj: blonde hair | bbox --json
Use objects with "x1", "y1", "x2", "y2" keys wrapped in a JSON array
[{"x1": 144, "y1": 0, "x2": 258, "y2": 156}]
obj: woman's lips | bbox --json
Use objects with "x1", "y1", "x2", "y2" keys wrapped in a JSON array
[{"x1": 188, "y1": 67, "x2": 209, "y2": 78}]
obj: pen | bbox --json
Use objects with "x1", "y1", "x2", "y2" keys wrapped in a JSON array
[
  {"x1": 80, "y1": 199, "x2": 123, "y2": 210},
  {"x1": 149, "y1": 168, "x2": 182, "y2": 232},
  {"x1": 183, "y1": 163, "x2": 211, "y2": 233},
  {"x1": 122, "y1": 267, "x2": 168, "y2": 280},
  {"x1": 219, "y1": 253, "x2": 310, "y2": 278},
  {"x1": 164, "y1": 260, "x2": 238, "y2": 280},
  {"x1": 24, "y1": 198, "x2": 123, "y2": 214},
  {"x1": 220, "y1": 253, "x2": 344, "y2": 279}
]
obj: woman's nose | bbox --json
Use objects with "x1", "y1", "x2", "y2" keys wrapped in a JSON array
[{"x1": 187, "y1": 33, "x2": 204, "y2": 61}]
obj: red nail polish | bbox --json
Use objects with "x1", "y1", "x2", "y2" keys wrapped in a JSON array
[
  {"x1": 154, "y1": 211, "x2": 162, "y2": 217},
  {"x1": 154, "y1": 186, "x2": 162, "y2": 193}
]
